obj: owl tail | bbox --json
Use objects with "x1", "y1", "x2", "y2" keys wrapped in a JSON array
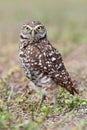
[{"x1": 65, "y1": 80, "x2": 79, "y2": 95}]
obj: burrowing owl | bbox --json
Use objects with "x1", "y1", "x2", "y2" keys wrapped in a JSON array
[{"x1": 19, "y1": 21, "x2": 78, "y2": 105}]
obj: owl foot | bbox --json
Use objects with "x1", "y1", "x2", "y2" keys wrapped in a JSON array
[
  {"x1": 39, "y1": 94, "x2": 46, "y2": 107},
  {"x1": 49, "y1": 96, "x2": 57, "y2": 108}
]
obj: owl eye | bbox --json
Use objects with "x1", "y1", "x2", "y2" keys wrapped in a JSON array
[
  {"x1": 25, "y1": 26, "x2": 30, "y2": 31},
  {"x1": 37, "y1": 26, "x2": 42, "y2": 31}
]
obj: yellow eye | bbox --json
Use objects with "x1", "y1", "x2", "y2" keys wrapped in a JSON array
[
  {"x1": 37, "y1": 26, "x2": 42, "y2": 30},
  {"x1": 25, "y1": 26, "x2": 30, "y2": 31}
]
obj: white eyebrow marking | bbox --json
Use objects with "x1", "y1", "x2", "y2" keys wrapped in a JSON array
[
  {"x1": 20, "y1": 32, "x2": 28, "y2": 38},
  {"x1": 23, "y1": 25, "x2": 33, "y2": 30},
  {"x1": 34, "y1": 25, "x2": 43, "y2": 29}
]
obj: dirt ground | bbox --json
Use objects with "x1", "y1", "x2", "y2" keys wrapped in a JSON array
[{"x1": 65, "y1": 43, "x2": 87, "y2": 74}]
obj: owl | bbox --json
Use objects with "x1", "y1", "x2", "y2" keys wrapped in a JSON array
[{"x1": 19, "y1": 20, "x2": 78, "y2": 106}]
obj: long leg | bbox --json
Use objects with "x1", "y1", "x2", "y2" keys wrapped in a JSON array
[
  {"x1": 39, "y1": 94, "x2": 46, "y2": 107},
  {"x1": 52, "y1": 95, "x2": 57, "y2": 107}
]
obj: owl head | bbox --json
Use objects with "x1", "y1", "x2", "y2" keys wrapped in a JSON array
[{"x1": 20, "y1": 21, "x2": 47, "y2": 43}]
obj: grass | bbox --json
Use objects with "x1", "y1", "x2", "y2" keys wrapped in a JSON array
[{"x1": 0, "y1": 68, "x2": 87, "y2": 129}]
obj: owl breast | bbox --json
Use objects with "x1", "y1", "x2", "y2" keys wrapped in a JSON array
[{"x1": 19, "y1": 43, "x2": 54, "y2": 90}]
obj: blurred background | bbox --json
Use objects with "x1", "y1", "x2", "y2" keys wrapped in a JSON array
[{"x1": 0, "y1": 0, "x2": 87, "y2": 45}]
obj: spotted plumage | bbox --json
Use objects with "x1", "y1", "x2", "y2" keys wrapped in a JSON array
[{"x1": 19, "y1": 20, "x2": 78, "y2": 105}]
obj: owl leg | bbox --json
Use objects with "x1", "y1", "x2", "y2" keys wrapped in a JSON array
[
  {"x1": 48, "y1": 94, "x2": 57, "y2": 107},
  {"x1": 50, "y1": 88, "x2": 58, "y2": 107},
  {"x1": 52, "y1": 95, "x2": 57, "y2": 106},
  {"x1": 39, "y1": 94, "x2": 46, "y2": 107}
]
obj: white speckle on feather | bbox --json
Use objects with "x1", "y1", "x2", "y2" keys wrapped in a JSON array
[
  {"x1": 63, "y1": 81, "x2": 68, "y2": 84},
  {"x1": 28, "y1": 59, "x2": 30, "y2": 62},
  {"x1": 44, "y1": 66, "x2": 47, "y2": 69},
  {"x1": 51, "y1": 51, "x2": 54, "y2": 54},
  {"x1": 55, "y1": 74, "x2": 60, "y2": 77},
  {"x1": 48, "y1": 45, "x2": 52, "y2": 50},
  {"x1": 43, "y1": 52, "x2": 46, "y2": 56},
  {"x1": 56, "y1": 51, "x2": 60, "y2": 54},
  {"x1": 19, "y1": 51, "x2": 24, "y2": 55},
  {"x1": 39, "y1": 59, "x2": 42, "y2": 63},
  {"x1": 48, "y1": 64, "x2": 51, "y2": 67},
  {"x1": 39, "y1": 55, "x2": 42, "y2": 59},
  {"x1": 62, "y1": 70, "x2": 66, "y2": 74},
  {"x1": 34, "y1": 62, "x2": 37, "y2": 65},
  {"x1": 52, "y1": 57, "x2": 56, "y2": 62},
  {"x1": 27, "y1": 55, "x2": 30, "y2": 58},
  {"x1": 46, "y1": 61, "x2": 50, "y2": 64},
  {"x1": 57, "y1": 63, "x2": 62, "y2": 70},
  {"x1": 38, "y1": 62, "x2": 42, "y2": 65},
  {"x1": 28, "y1": 50, "x2": 30, "y2": 53},
  {"x1": 59, "y1": 75, "x2": 62, "y2": 78},
  {"x1": 62, "y1": 70, "x2": 65, "y2": 72},
  {"x1": 49, "y1": 52, "x2": 53, "y2": 56},
  {"x1": 51, "y1": 68, "x2": 55, "y2": 72},
  {"x1": 23, "y1": 58, "x2": 29, "y2": 63},
  {"x1": 64, "y1": 76, "x2": 67, "y2": 80}
]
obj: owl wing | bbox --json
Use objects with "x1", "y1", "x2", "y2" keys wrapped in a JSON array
[
  {"x1": 37, "y1": 42, "x2": 71, "y2": 86},
  {"x1": 29, "y1": 41, "x2": 78, "y2": 94}
]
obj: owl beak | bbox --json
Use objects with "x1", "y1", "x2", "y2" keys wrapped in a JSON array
[{"x1": 32, "y1": 30, "x2": 35, "y2": 38}]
